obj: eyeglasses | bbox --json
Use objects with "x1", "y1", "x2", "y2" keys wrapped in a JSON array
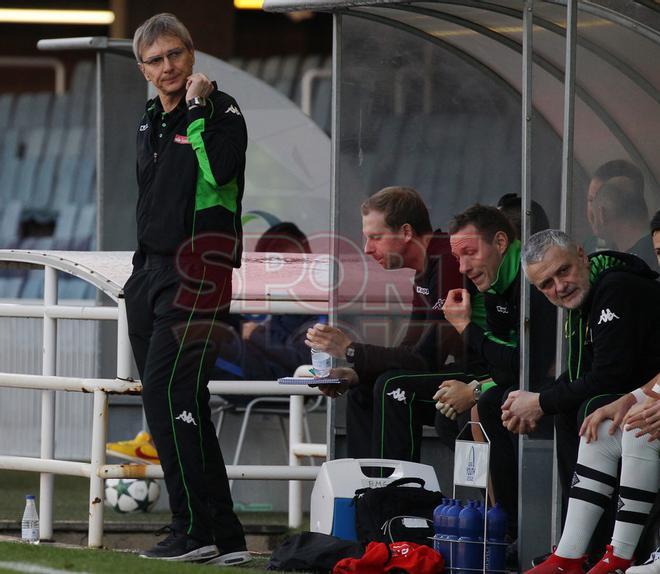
[{"x1": 141, "y1": 48, "x2": 186, "y2": 69}]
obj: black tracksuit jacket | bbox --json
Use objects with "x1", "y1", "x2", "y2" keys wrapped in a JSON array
[
  {"x1": 348, "y1": 231, "x2": 486, "y2": 384},
  {"x1": 540, "y1": 251, "x2": 660, "y2": 415},
  {"x1": 135, "y1": 86, "x2": 247, "y2": 266},
  {"x1": 462, "y1": 240, "x2": 557, "y2": 392}
]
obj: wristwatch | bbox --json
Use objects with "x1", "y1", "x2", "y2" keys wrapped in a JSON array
[
  {"x1": 472, "y1": 380, "x2": 483, "y2": 402},
  {"x1": 345, "y1": 343, "x2": 356, "y2": 364},
  {"x1": 187, "y1": 96, "x2": 207, "y2": 110}
]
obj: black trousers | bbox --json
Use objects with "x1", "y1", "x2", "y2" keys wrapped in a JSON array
[
  {"x1": 477, "y1": 384, "x2": 519, "y2": 539},
  {"x1": 124, "y1": 261, "x2": 245, "y2": 551},
  {"x1": 345, "y1": 368, "x2": 490, "y2": 462}
]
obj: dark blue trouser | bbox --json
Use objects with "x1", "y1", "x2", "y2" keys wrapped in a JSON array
[
  {"x1": 346, "y1": 368, "x2": 490, "y2": 462},
  {"x1": 124, "y1": 260, "x2": 245, "y2": 551}
]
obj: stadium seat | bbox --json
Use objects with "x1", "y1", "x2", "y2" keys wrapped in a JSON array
[
  {"x1": 260, "y1": 55, "x2": 283, "y2": 88},
  {"x1": 12, "y1": 93, "x2": 51, "y2": 129},
  {"x1": 274, "y1": 55, "x2": 301, "y2": 100},
  {"x1": 0, "y1": 129, "x2": 20, "y2": 202},
  {"x1": 0, "y1": 94, "x2": 13, "y2": 130},
  {"x1": 71, "y1": 204, "x2": 96, "y2": 250},
  {"x1": 0, "y1": 201, "x2": 23, "y2": 248},
  {"x1": 292, "y1": 54, "x2": 324, "y2": 106},
  {"x1": 52, "y1": 204, "x2": 79, "y2": 250}
]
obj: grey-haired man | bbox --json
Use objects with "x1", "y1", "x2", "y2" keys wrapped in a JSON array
[{"x1": 124, "y1": 13, "x2": 249, "y2": 565}]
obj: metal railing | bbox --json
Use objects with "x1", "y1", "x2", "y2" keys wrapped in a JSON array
[{"x1": 0, "y1": 250, "x2": 330, "y2": 547}]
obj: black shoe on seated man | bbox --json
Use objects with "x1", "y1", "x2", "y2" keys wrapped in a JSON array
[{"x1": 139, "y1": 526, "x2": 219, "y2": 561}]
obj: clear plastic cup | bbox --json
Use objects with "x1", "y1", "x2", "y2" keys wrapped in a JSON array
[{"x1": 311, "y1": 348, "x2": 331, "y2": 378}]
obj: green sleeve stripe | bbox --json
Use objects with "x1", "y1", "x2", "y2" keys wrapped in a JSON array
[
  {"x1": 481, "y1": 380, "x2": 497, "y2": 392},
  {"x1": 187, "y1": 117, "x2": 238, "y2": 214},
  {"x1": 484, "y1": 330, "x2": 518, "y2": 348}
]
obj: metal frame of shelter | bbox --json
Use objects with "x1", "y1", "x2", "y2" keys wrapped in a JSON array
[{"x1": 264, "y1": 0, "x2": 660, "y2": 564}]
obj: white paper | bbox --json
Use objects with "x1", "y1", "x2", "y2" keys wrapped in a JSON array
[
  {"x1": 277, "y1": 377, "x2": 342, "y2": 386},
  {"x1": 453, "y1": 440, "x2": 490, "y2": 488}
]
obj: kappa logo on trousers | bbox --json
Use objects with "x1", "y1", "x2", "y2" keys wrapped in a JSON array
[
  {"x1": 387, "y1": 388, "x2": 407, "y2": 404},
  {"x1": 175, "y1": 410, "x2": 197, "y2": 426}
]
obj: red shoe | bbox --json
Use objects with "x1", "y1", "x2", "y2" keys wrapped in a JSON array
[
  {"x1": 586, "y1": 546, "x2": 633, "y2": 574},
  {"x1": 525, "y1": 552, "x2": 586, "y2": 574}
]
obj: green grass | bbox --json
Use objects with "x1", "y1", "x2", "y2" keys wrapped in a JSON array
[
  {"x1": 0, "y1": 470, "x2": 292, "y2": 526},
  {"x1": 0, "y1": 470, "x2": 168, "y2": 524},
  {"x1": 0, "y1": 541, "x2": 271, "y2": 573},
  {"x1": 0, "y1": 470, "x2": 296, "y2": 568}
]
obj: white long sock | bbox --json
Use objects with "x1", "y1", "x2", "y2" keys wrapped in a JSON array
[
  {"x1": 610, "y1": 429, "x2": 660, "y2": 560},
  {"x1": 556, "y1": 422, "x2": 622, "y2": 559}
]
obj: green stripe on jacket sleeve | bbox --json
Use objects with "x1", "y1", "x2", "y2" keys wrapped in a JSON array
[{"x1": 187, "y1": 117, "x2": 239, "y2": 214}]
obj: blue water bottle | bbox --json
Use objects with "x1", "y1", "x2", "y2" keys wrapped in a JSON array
[
  {"x1": 486, "y1": 503, "x2": 507, "y2": 573},
  {"x1": 456, "y1": 501, "x2": 484, "y2": 574},
  {"x1": 446, "y1": 499, "x2": 463, "y2": 569},
  {"x1": 477, "y1": 500, "x2": 486, "y2": 519},
  {"x1": 437, "y1": 499, "x2": 453, "y2": 563},
  {"x1": 433, "y1": 498, "x2": 449, "y2": 555}
]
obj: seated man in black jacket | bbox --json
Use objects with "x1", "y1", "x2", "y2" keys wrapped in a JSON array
[
  {"x1": 305, "y1": 186, "x2": 490, "y2": 462},
  {"x1": 439, "y1": 204, "x2": 557, "y2": 541},
  {"x1": 503, "y1": 229, "x2": 660, "y2": 563}
]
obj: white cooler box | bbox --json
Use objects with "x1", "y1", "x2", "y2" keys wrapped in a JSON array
[{"x1": 310, "y1": 458, "x2": 440, "y2": 541}]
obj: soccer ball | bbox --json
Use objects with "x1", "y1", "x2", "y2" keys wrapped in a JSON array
[{"x1": 104, "y1": 478, "x2": 160, "y2": 513}]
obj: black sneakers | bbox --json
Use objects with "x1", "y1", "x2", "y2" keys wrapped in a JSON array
[{"x1": 140, "y1": 526, "x2": 219, "y2": 562}]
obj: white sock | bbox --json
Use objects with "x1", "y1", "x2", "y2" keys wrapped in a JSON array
[
  {"x1": 556, "y1": 422, "x2": 622, "y2": 559},
  {"x1": 610, "y1": 429, "x2": 660, "y2": 560}
]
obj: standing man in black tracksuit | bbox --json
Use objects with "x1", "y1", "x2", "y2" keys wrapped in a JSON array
[
  {"x1": 124, "y1": 14, "x2": 250, "y2": 565},
  {"x1": 502, "y1": 230, "x2": 660, "y2": 561},
  {"x1": 439, "y1": 204, "x2": 557, "y2": 541},
  {"x1": 305, "y1": 186, "x2": 491, "y2": 462}
]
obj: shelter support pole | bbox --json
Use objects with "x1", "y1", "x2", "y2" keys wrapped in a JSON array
[
  {"x1": 39, "y1": 266, "x2": 58, "y2": 541},
  {"x1": 288, "y1": 395, "x2": 304, "y2": 528},
  {"x1": 553, "y1": 0, "x2": 578, "y2": 545},
  {"x1": 88, "y1": 389, "x2": 108, "y2": 548},
  {"x1": 518, "y1": 0, "x2": 535, "y2": 563}
]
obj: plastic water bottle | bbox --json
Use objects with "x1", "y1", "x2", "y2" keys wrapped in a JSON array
[
  {"x1": 456, "y1": 501, "x2": 484, "y2": 574},
  {"x1": 437, "y1": 499, "x2": 452, "y2": 563},
  {"x1": 486, "y1": 503, "x2": 507, "y2": 573},
  {"x1": 433, "y1": 498, "x2": 449, "y2": 555},
  {"x1": 311, "y1": 348, "x2": 331, "y2": 378},
  {"x1": 311, "y1": 317, "x2": 331, "y2": 378},
  {"x1": 21, "y1": 495, "x2": 39, "y2": 544},
  {"x1": 477, "y1": 499, "x2": 486, "y2": 519},
  {"x1": 446, "y1": 499, "x2": 463, "y2": 569}
]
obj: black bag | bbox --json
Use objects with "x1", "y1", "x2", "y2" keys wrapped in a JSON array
[
  {"x1": 267, "y1": 531, "x2": 364, "y2": 572},
  {"x1": 353, "y1": 477, "x2": 443, "y2": 546}
]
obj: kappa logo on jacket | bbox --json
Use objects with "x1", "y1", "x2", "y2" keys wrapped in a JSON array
[
  {"x1": 597, "y1": 308, "x2": 620, "y2": 324},
  {"x1": 496, "y1": 305, "x2": 509, "y2": 314},
  {"x1": 387, "y1": 388, "x2": 407, "y2": 404},
  {"x1": 225, "y1": 105, "x2": 241, "y2": 116},
  {"x1": 416, "y1": 286, "x2": 430, "y2": 296},
  {"x1": 139, "y1": 123, "x2": 149, "y2": 132},
  {"x1": 432, "y1": 298, "x2": 445, "y2": 311},
  {"x1": 175, "y1": 410, "x2": 197, "y2": 426}
]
